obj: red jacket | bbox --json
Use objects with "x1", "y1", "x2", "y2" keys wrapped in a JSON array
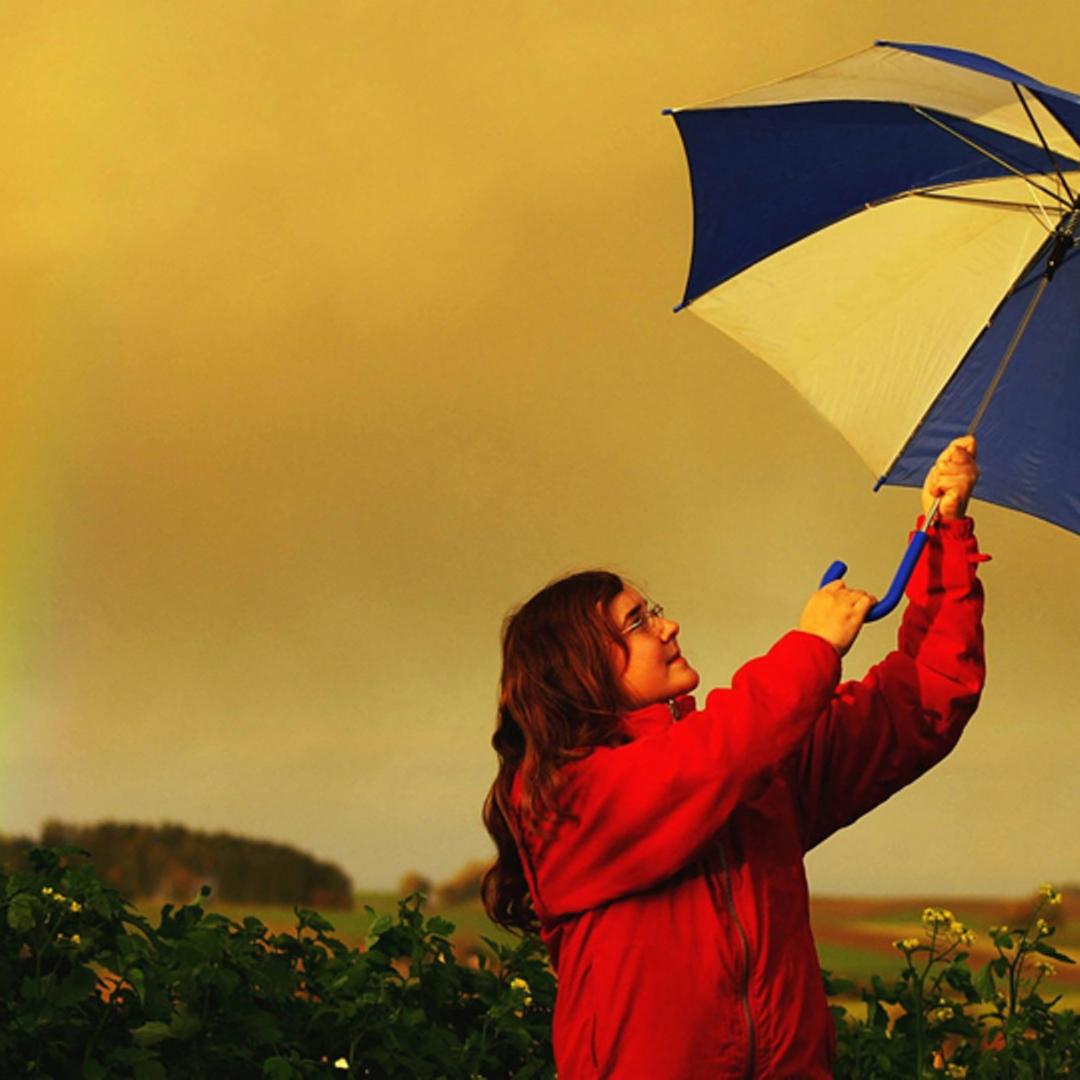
[{"x1": 510, "y1": 518, "x2": 986, "y2": 1078}]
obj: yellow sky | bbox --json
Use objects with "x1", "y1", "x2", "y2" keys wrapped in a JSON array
[{"x1": 2, "y1": 1, "x2": 1077, "y2": 895}]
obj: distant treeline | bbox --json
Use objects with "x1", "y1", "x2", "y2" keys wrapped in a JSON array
[{"x1": 0, "y1": 821, "x2": 353, "y2": 910}]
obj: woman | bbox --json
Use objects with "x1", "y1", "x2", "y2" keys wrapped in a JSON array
[{"x1": 483, "y1": 438, "x2": 984, "y2": 1078}]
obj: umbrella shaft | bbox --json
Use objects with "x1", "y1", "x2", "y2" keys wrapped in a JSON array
[
  {"x1": 967, "y1": 275, "x2": 1049, "y2": 436},
  {"x1": 922, "y1": 497, "x2": 941, "y2": 532},
  {"x1": 968, "y1": 206, "x2": 1077, "y2": 437}
]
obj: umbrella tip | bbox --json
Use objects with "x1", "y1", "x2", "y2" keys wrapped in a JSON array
[
  {"x1": 873, "y1": 475, "x2": 887, "y2": 492},
  {"x1": 661, "y1": 107, "x2": 675, "y2": 116},
  {"x1": 673, "y1": 300, "x2": 689, "y2": 313}
]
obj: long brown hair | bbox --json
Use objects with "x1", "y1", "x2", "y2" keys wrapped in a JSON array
[{"x1": 481, "y1": 570, "x2": 632, "y2": 932}]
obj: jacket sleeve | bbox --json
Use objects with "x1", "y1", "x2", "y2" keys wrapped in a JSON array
[
  {"x1": 792, "y1": 517, "x2": 986, "y2": 853},
  {"x1": 516, "y1": 631, "x2": 840, "y2": 918}
]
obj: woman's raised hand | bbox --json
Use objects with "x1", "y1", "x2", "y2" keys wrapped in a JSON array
[
  {"x1": 798, "y1": 581, "x2": 876, "y2": 657},
  {"x1": 922, "y1": 436, "x2": 979, "y2": 521}
]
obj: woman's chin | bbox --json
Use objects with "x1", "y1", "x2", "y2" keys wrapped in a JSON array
[{"x1": 674, "y1": 666, "x2": 701, "y2": 695}]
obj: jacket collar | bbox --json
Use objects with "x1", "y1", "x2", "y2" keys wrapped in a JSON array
[{"x1": 620, "y1": 694, "x2": 696, "y2": 739}]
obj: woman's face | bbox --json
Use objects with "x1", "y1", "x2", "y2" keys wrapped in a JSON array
[{"x1": 607, "y1": 588, "x2": 700, "y2": 707}]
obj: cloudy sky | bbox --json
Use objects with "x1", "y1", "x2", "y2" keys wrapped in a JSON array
[{"x1": 3, "y1": 0, "x2": 1077, "y2": 897}]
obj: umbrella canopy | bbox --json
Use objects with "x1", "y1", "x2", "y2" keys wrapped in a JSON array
[{"x1": 668, "y1": 41, "x2": 1080, "y2": 537}]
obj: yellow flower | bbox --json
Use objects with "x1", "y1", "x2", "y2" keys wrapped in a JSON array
[
  {"x1": 1038, "y1": 882, "x2": 1062, "y2": 904},
  {"x1": 41, "y1": 886, "x2": 53, "y2": 896},
  {"x1": 70, "y1": 933, "x2": 81, "y2": 945},
  {"x1": 1036, "y1": 917, "x2": 1050, "y2": 935},
  {"x1": 928, "y1": 1005, "x2": 954, "y2": 1024},
  {"x1": 960, "y1": 929, "x2": 976, "y2": 946},
  {"x1": 1038, "y1": 961, "x2": 1057, "y2": 977},
  {"x1": 921, "y1": 907, "x2": 954, "y2": 928},
  {"x1": 69, "y1": 900, "x2": 82, "y2": 913},
  {"x1": 333, "y1": 1059, "x2": 349, "y2": 1070},
  {"x1": 946, "y1": 1065, "x2": 968, "y2": 1078}
]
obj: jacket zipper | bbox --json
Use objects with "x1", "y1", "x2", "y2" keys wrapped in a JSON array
[{"x1": 716, "y1": 834, "x2": 755, "y2": 1079}]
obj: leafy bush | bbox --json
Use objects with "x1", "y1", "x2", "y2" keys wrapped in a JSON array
[
  {"x1": 1, "y1": 847, "x2": 554, "y2": 1078},
  {"x1": 3, "y1": 848, "x2": 1076, "y2": 1078}
]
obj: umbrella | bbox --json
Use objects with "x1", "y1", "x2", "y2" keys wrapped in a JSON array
[{"x1": 666, "y1": 42, "x2": 1080, "y2": 618}]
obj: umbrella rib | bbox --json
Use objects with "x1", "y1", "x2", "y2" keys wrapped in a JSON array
[
  {"x1": 911, "y1": 191, "x2": 1057, "y2": 215},
  {"x1": 1012, "y1": 83, "x2": 1076, "y2": 204},
  {"x1": 911, "y1": 106, "x2": 1072, "y2": 209},
  {"x1": 863, "y1": 184, "x2": 1061, "y2": 233},
  {"x1": 911, "y1": 190, "x2": 1058, "y2": 234}
]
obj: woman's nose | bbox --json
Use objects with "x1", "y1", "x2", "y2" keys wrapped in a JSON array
[{"x1": 659, "y1": 617, "x2": 679, "y2": 640}]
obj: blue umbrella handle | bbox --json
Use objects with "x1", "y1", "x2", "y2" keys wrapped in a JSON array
[{"x1": 819, "y1": 530, "x2": 931, "y2": 622}]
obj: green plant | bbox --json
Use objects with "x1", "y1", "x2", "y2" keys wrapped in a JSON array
[
  {"x1": 1, "y1": 847, "x2": 554, "y2": 1078},
  {"x1": 830, "y1": 885, "x2": 1079, "y2": 1079},
  {"x1": 971, "y1": 884, "x2": 1079, "y2": 1078},
  {"x1": 5, "y1": 847, "x2": 1077, "y2": 1078}
]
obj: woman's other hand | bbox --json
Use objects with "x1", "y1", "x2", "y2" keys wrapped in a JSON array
[
  {"x1": 798, "y1": 582, "x2": 876, "y2": 657},
  {"x1": 922, "y1": 436, "x2": 979, "y2": 521}
]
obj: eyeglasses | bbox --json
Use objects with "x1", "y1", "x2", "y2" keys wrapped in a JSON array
[{"x1": 620, "y1": 602, "x2": 665, "y2": 636}]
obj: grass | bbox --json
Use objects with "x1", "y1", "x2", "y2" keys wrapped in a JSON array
[{"x1": 818, "y1": 941, "x2": 905, "y2": 982}]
